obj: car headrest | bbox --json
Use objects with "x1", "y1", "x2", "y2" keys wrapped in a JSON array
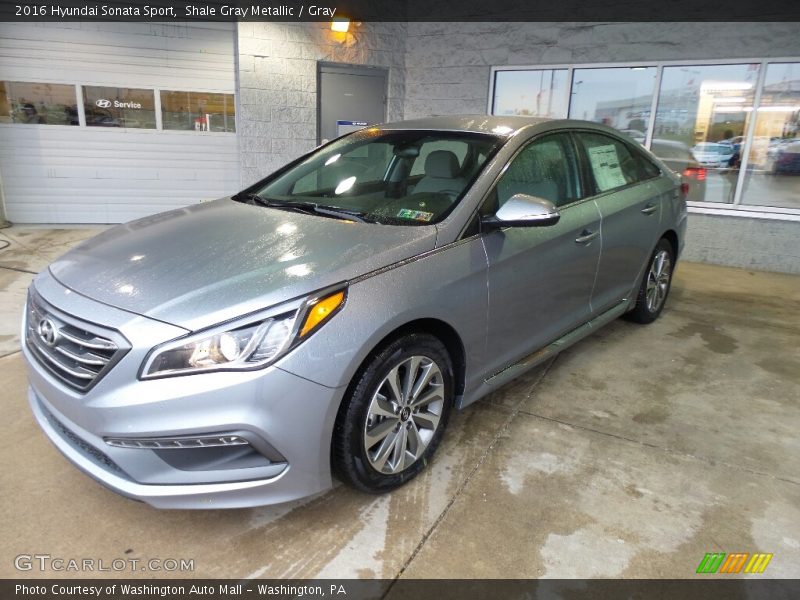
[{"x1": 425, "y1": 150, "x2": 460, "y2": 178}]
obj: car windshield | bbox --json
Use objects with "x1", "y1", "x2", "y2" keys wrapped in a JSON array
[{"x1": 244, "y1": 129, "x2": 503, "y2": 225}]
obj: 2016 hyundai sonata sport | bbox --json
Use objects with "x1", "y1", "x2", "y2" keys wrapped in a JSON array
[{"x1": 23, "y1": 116, "x2": 687, "y2": 508}]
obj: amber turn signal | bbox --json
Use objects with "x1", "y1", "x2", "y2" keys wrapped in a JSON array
[{"x1": 299, "y1": 290, "x2": 345, "y2": 338}]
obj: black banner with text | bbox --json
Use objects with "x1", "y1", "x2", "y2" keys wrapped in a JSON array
[{"x1": 1, "y1": 0, "x2": 799, "y2": 22}]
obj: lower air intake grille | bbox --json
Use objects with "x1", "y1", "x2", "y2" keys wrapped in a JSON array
[{"x1": 39, "y1": 402, "x2": 128, "y2": 478}]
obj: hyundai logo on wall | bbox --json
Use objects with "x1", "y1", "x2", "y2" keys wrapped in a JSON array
[{"x1": 96, "y1": 99, "x2": 112, "y2": 108}]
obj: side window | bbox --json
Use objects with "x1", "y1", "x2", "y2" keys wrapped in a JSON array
[
  {"x1": 578, "y1": 132, "x2": 655, "y2": 193},
  {"x1": 484, "y1": 133, "x2": 580, "y2": 215},
  {"x1": 635, "y1": 152, "x2": 661, "y2": 179}
]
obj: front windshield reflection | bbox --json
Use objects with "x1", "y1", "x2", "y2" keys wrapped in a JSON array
[{"x1": 251, "y1": 130, "x2": 503, "y2": 226}]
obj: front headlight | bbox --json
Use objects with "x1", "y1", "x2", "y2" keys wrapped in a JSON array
[{"x1": 141, "y1": 287, "x2": 346, "y2": 378}]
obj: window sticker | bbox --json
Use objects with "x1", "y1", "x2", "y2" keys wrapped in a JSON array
[
  {"x1": 588, "y1": 144, "x2": 627, "y2": 191},
  {"x1": 397, "y1": 208, "x2": 434, "y2": 222}
]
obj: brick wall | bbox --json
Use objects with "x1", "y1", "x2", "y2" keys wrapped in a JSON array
[
  {"x1": 236, "y1": 21, "x2": 406, "y2": 186},
  {"x1": 400, "y1": 22, "x2": 800, "y2": 274},
  {"x1": 684, "y1": 214, "x2": 800, "y2": 274},
  {"x1": 404, "y1": 22, "x2": 800, "y2": 119}
]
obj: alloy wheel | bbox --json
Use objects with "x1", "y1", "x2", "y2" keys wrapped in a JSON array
[
  {"x1": 363, "y1": 355, "x2": 444, "y2": 475},
  {"x1": 645, "y1": 249, "x2": 672, "y2": 313}
]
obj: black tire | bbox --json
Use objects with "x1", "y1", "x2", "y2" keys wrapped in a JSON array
[
  {"x1": 626, "y1": 238, "x2": 675, "y2": 324},
  {"x1": 332, "y1": 333, "x2": 453, "y2": 493}
]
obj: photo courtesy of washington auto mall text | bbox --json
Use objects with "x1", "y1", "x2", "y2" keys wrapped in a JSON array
[{"x1": 14, "y1": 583, "x2": 351, "y2": 598}]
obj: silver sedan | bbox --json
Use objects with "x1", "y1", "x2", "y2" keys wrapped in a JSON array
[{"x1": 23, "y1": 116, "x2": 687, "y2": 508}]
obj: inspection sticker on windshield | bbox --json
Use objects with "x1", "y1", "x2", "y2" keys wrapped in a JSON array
[{"x1": 397, "y1": 208, "x2": 433, "y2": 222}]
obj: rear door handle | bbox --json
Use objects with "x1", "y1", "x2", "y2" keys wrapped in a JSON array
[
  {"x1": 575, "y1": 229, "x2": 599, "y2": 244},
  {"x1": 641, "y1": 204, "x2": 658, "y2": 215}
]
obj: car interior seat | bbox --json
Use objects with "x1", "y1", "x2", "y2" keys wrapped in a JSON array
[{"x1": 413, "y1": 150, "x2": 467, "y2": 196}]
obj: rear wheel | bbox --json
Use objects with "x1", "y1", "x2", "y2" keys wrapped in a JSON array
[
  {"x1": 332, "y1": 333, "x2": 453, "y2": 493},
  {"x1": 626, "y1": 238, "x2": 675, "y2": 324}
]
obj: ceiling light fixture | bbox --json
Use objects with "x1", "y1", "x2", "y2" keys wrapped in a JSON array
[{"x1": 331, "y1": 17, "x2": 350, "y2": 33}]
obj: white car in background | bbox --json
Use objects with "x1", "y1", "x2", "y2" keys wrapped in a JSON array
[{"x1": 692, "y1": 142, "x2": 735, "y2": 168}]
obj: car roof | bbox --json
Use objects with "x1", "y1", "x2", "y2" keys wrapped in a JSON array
[
  {"x1": 378, "y1": 115, "x2": 551, "y2": 136},
  {"x1": 377, "y1": 115, "x2": 640, "y2": 141}
]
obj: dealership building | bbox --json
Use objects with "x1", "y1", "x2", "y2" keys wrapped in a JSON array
[{"x1": 0, "y1": 20, "x2": 798, "y2": 272}]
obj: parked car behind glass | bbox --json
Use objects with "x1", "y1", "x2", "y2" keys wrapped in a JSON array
[
  {"x1": 650, "y1": 139, "x2": 707, "y2": 203},
  {"x1": 23, "y1": 116, "x2": 687, "y2": 508},
  {"x1": 692, "y1": 142, "x2": 735, "y2": 168},
  {"x1": 769, "y1": 140, "x2": 800, "y2": 175}
]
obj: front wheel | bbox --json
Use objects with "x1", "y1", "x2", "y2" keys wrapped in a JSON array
[
  {"x1": 626, "y1": 238, "x2": 675, "y2": 324},
  {"x1": 332, "y1": 333, "x2": 453, "y2": 493}
]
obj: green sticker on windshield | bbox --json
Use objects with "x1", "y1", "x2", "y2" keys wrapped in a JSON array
[{"x1": 397, "y1": 208, "x2": 433, "y2": 222}]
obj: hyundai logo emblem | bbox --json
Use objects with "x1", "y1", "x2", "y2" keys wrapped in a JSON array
[
  {"x1": 37, "y1": 318, "x2": 59, "y2": 347},
  {"x1": 95, "y1": 98, "x2": 112, "y2": 108}
]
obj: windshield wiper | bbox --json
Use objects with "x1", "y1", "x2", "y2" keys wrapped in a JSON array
[
  {"x1": 233, "y1": 193, "x2": 373, "y2": 223},
  {"x1": 232, "y1": 192, "x2": 272, "y2": 206}
]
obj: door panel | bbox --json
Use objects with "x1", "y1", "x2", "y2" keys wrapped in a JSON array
[
  {"x1": 592, "y1": 183, "x2": 662, "y2": 312},
  {"x1": 482, "y1": 199, "x2": 602, "y2": 377},
  {"x1": 574, "y1": 131, "x2": 663, "y2": 313}
]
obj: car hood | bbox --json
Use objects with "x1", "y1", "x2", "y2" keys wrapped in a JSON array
[{"x1": 48, "y1": 199, "x2": 437, "y2": 331}]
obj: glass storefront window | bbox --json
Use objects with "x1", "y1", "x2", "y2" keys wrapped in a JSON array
[
  {"x1": 652, "y1": 64, "x2": 760, "y2": 204},
  {"x1": 82, "y1": 86, "x2": 156, "y2": 129},
  {"x1": 740, "y1": 63, "x2": 800, "y2": 209},
  {"x1": 569, "y1": 66, "x2": 657, "y2": 143},
  {"x1": 1, "y1": 81, "x2": 78, "y2": 125},
  {"x1": 160, "y1": 90, "x2": 236, "y2": 132},
  {"x1": 492, "y1": 69, "x2": 569, "y2": 118}
]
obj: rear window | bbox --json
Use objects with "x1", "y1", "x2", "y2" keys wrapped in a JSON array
[{"x1": 577, "y1": 132, "x2": 660, "y2": 193}]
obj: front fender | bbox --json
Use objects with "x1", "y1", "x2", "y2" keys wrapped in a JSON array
[{"x1": 276, "y1": 237, "x2": 489, "y2": 394}]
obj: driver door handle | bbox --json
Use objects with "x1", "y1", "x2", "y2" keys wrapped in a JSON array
[
  {"x1": 641, "y1": 203, "x2": 658, "y2": 215},
  {"x1": 575, "y1": 229, "x2": 599, "y2": 244}
]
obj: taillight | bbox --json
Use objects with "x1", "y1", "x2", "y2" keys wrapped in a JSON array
[
  {"x1": 683, "y1": 166, "x2": 707, "y2": 181},
  {"x1": 680, "y1": 182, "x2": 690, "y2": 197}
]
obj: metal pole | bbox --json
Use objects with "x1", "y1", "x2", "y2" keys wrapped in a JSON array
[
  {"x1": 732, "y1": 61, "x2": 768, "y2": 206},
  {"x1": 645, "y1": 64, "x2": 663, "y2": 151}
]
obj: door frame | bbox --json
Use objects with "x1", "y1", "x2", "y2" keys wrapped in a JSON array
[{"x1": 316, "y1": 62, "x2": 389, "y2": 144}]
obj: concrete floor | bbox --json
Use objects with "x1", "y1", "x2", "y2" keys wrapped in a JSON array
[{"x1": 1, "y1": 226, "x2": 798, "y2": 579}]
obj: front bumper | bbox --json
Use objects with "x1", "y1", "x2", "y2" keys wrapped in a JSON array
[{"x1": 23, "y1": 274, "x2": 346, "y2": 509}]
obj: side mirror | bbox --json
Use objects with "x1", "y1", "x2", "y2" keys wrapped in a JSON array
[{"x1": 482, "y1": 193, "x2": 561, "y2": 228}]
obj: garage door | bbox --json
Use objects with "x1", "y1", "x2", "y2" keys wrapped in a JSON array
[{"x1": 0, "y1": 22, "x2": 240, "y2": 224}]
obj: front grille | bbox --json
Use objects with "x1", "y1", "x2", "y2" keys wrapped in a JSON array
[{"x1": 25, "y1": 291, "x2": 127, "y2": 392}]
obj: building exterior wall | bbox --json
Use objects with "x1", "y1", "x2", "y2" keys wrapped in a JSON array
[
  {"x1": 402, "y1": 22, "x2": 800, "y2": 274},
  {"x1": 236, "y1": 22, "x2": 406, "y2": 187},
  {"x1": 683, "y1": 214, "x2": 800, "y2": 274},
  {"x1": 404, "y1": 22, "x2": 800, "y2": 119}
]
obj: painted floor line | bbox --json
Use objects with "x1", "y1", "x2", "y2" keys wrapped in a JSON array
[{"x1": 0, "y1": 264, "x2": 37, "y2": 275}]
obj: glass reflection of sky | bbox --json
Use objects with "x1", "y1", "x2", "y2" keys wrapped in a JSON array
[
  {"x1": 493, "y1": 70, "x2": 569, "y2": 118},
  {"x1": 569, "y1": 67, "x2": 657, "y2": 123}
]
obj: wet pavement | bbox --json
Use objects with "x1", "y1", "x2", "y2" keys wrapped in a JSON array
[{"x1": 1, "y1": 226, "x2": 798, "y2": 579}]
